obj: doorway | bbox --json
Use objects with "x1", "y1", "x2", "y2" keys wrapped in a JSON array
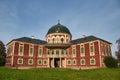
[{"x1": 54, "y1": 58, "x2": 60, "y2": 67}]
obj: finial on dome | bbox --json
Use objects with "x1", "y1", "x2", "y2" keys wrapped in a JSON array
[{"x1": 58, "y1": 19, "x2": 60, "y2": 25}]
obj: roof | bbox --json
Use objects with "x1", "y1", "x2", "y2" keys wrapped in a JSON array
[
  {"x1": 7, "y1": 37, "x2": 47, "y2": 45},
  {"x1": 44, "y1": 43, "x2": 71, "y2": 49},
  {"x1": 46, "y1": 23, "x2": 71, "y2": 35},
  {"x1": 70, "y1": 36, "x2": 111, "y2": 44}
]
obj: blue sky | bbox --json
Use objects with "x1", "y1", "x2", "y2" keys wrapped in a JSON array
[{"x1": 0, "y1": 0, "x2": 120, "y2": 57}]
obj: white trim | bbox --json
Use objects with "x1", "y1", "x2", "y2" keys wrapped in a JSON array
[
  {"x1": 38, "y1": 59, "x2": 42, "y2": 65},
  {"x1": 89, "y1": 42, "x2": 95, "y2": 56},
  {"x1": 72, "y1": 46, "x2": 76, "y2": 57},
  {"x1": 73, "y1": 59, "x2": 76, "y2": 65},
  {"x1": 38, "y1": 47, "x2": 42, "y2": 57},
  {"x1": 28, "y1": 59, "x2": 33, "y2": 65},
  {"x1": 98, "y1": 40, "x2": 102, "y2": 67},
  {"x1": 11, "y1": 41, "x2": 15, "y2": 66},
  {"x1": 18, "y1": 44, "x2": 24, "y2": 56},
  {"x1": 66, "y1": 49, "x2": 69, "y2": 56},
  {"x1": 17, "y1": 58, "x2": 23, "y2": 64},
  {"x1": 29, "y1": 45, "x2": 34, "y2": 56},
  {"x1": 80, "y1": 45, "x2": 85, "y2": 57},
  {"x1": 67, "y1": 59, "x2": 71, "y2": 65},
  {"x1": 80, "y1": 59, "x2": 85, "y2": 65},
  {"x1": 43, "y1": 59, "x2": 47, "y2": 65},
  {"x1": 90, "y1": 58, "x2": 96, "y2": 65}
]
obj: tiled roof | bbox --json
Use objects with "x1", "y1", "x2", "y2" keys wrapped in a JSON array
[
  {"x1": 70, "y1": 36, "x2": 111, "y2": 44},
  {"x1": 8, "y1": 37, "x2": 46, "y2": 45}
]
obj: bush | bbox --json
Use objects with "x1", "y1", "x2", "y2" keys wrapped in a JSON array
[
  {"x1": 0, "y1": 57, "x2": 6, "y2": 66},
  {"x1": 104, "y1": 56, "x2": 118, "y2": 68}
]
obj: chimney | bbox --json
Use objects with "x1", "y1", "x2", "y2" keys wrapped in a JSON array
[
  {"x1": 31, "y1": 36, "x2": 34, "y2": 39},
  {"x1": 82, "y1": 35, "x2": 86, "y2": 38}
]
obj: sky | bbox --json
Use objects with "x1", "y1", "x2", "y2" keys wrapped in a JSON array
[{"x1": 0, "y1": 0, "x2": 120, "y2": 57}]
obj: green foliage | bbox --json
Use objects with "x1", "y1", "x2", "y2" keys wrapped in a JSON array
[
  {"x1": 104, "y1": 56, "x2": 118, "y2": 68},
  {"x1": 0, "y1": 41, "x2": 6, "y2": 66},
  {"x1": 0, "y1": 57, "x2": 6, "y2": 66},
  {"x1": 0, "y1": 67, "x2": 120, "y2": 80}
]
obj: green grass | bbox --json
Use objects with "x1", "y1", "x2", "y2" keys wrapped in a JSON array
[{"x1": 0, "y1": 67, "x2": 120, "y2": 80}]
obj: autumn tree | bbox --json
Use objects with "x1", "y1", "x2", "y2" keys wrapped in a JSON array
[{"x1": 0, "y1": 41, "x2": 6, "y2": 66}]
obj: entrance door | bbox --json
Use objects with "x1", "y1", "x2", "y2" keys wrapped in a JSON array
[{"x1": 54, "y1": 58, "x2": 60, "y2": 67}]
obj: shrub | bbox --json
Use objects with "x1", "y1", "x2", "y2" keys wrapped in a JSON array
[
  {"x1": 0, "y1": 57, "x2": 6, "y2": 66},
  {"x1": 104, "y1": 56, "x2": 118, "y2": 68}
]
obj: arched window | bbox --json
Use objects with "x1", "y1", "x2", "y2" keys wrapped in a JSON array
[
  {"x1": 57, "y1": 38, "x2": 59, "y2": 43},
  {"x1": 52, "y1": 38, "x2": 55, "y2": 43},
  {"x1": 61, "y1": 38, "x2": 64, "y2": 43},
  {"x1": 48, "y1": 39, "x2": 50, "y2": 43}
]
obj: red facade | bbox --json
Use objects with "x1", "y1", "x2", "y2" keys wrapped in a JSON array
[{"x1": 6, "y1": 39, "x2": 111, "y2": 69}]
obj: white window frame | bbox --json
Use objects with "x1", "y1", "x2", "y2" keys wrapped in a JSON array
[
  {"x1": 66, "y1": 49, "x2": 69, "y2": 56},
  {"x1": 38, "y1": 59, "x2": 42, "y2": 65},
  {"x1": 90, "y1": 58, "x2": 96, "y2": 65},
  {"x1": 89, "y1": 43, "x2": 95, "y2": 56},
  {"x1": 72, "y1": 47, "x2": 76, "y2": 57},
  {"x1": 17, "y1": 58, "x2": 23, "y2": 64},
  {"x1": 80, "y1": 45, "x2": 85, "y2": 57},
  {"x1": 28, "y1": 59, "x2": 33, "y2": 65},
  {"x1": 38, "y1": 47, "x2": 42, "y2": 57},
  {"x1": 67, "y1": 59, "x2": 71, "y2": 65},
  {"x1": 29, "y1": 45, "x2": 34, "y2": 56},
  {"x1": 80, "y1": 59, "x2": 85, "y2": 65},
  {"x1": 18, "y1": 44, "x2": 24, "y2": 56},
  {"x1": 73, "y1": 59, "x2": 76, "y2": 65},
  {"x1": 43, "y1": 59, "x2": 47, "y2": 65}
]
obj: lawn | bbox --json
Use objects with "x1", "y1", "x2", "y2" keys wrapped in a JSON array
[{"x1": 0, "y1": 67, "x2": 120, "y2": 80}]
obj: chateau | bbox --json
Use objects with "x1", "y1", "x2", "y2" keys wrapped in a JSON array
[{"x1": 6, "y1": 22, "x2": 111, "y2": 69}]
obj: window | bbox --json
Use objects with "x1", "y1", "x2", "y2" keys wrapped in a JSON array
[
  {"x1": 67, "y1": 60, "x2": 71, "y2": 65},
  {"x1": 52, "y1": 50, "x2": 54, "y2": 55},
  {"x1": 80, "y1": 45, "x2": 85, "y2": 56},
  {"x1": 38, "y1": 48, "x2": 42, "y2": 57},
  {"x1": 20, "y1": 46, "x2": 23, "y2": 53},
  {"x1": 72, "y1": 48, "x2": 76, "y2": 54},
  {"x1": 81, "y1": 59, "x2": 85, "y2": 65},
  {"x1": 73, "y1": 60, "x2": 76, "y2": 65},
  {"x1": 48, "y1": 39, "x2": 50, "y2": 43},
  {"x1": 30, "y1": 48, "x2": 33, "y2": 54},
  {"x1": 90, "y1": 58, "x2": 95, "y2": 65},
  {"x1": 52, "y1": 38, "x2": 55, "y2": 43},
  {"x1": 43, "y1": 59, "x2": 47, "y2": 65},
  {"x1": 90, "y1": 46, "x2": 94, "y2": 52},
  {"x1": 28, "y1": 59, "x2": 33, "y2": 65},
  {"x1": 61, "y1": 38, "x2": 64, "y2": 43},
  {"x1": 47, "y1": 49, "x2": 50, "y2": 55},
  {"x1": 81, "y1": 47, "x2": 84, "y2": 53},
  {"x1": 38, "y1": 59, "x2": 42, "y2": 65},
  {"x1": 66, "y1": 49, "x2": 69, "y2": 55},
  {"x1": 29, "y1": 45, "x2": 34, "y2": 56},
  {"x1": 61, "y1": 50, "x2": 64, "y2": 55},
  {"x1": 72, "y1": 47, "x2": 76, "y2": 57},
  {"x1": 19, "y1": 44, "x2": 24, "y2": 56},
  {"x1": 56, "y1": 50, "x2": 59, "y2": 55},
  {"x1": 18, "y1": 58, "x2": 23, "y2": 64},
  {"x1": 90, "y1": 43, "x2": 95, "y2": 56},
  {"x1": 57, "y1": 38, "x2": 59, "y2": 43}
]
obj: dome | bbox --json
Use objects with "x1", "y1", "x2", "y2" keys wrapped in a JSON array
[{"x1": 47, "y1": 23, "x2": 71, "y2": 35}]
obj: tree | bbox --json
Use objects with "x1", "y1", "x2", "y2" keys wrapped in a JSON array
[
  {"x1": 0, "y1": 41, "x2": 6, "y2": 66},
  {"x1": 104, "y1": 56, "x2": 118, "y2": 68},
  {"x1": 116, "y1": 38, "x2": 120, "y2": 65},
  {"x1": 116, "y1": 38, "x2": 120, "y2": 51}
]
